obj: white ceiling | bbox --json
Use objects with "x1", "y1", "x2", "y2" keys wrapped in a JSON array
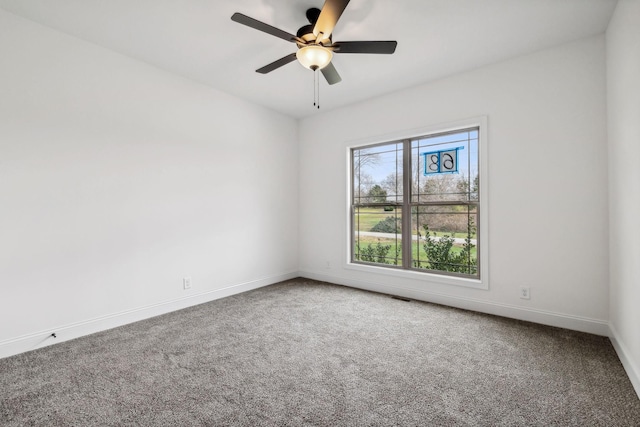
[{"x1": 0, "y1": 0, "x2": 617, "y2": 119}]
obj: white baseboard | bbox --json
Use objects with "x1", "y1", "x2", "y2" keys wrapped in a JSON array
[
  {"x1": 0, "y1": 271, "x2": 298, "y2": 360},
  {"x1": 609, "y1": 323, "x2": 640, "y2": 399},
  {"x1": 300, "y1": 270, "x2": 610, "y2": 336}
]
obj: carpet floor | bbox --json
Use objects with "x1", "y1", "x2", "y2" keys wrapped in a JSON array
[{"x1": 1, "y1": 278, "x2": 639, "y2": 426}]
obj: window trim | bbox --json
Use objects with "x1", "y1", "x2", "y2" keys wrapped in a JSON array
[{"x1": 345, "y1": 117, "x2": 489, "y2": 290}]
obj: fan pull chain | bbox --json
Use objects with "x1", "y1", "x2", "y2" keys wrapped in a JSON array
[
  {"x1": 317, "y1": 69, "x2": 320, "y2": 109},
  {"x1": 311, "y1": 69, "x2": 321, "y2": 110}
]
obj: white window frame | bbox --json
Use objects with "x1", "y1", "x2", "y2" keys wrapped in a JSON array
[{"x1": 345, "y1": 117, "x2": 489, "y2": 290}]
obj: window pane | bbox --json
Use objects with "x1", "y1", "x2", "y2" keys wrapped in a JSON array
[
  {"x1": 353, "y1": 206, "x2": 402, "y2": 266},
  {"x1": 411, "y1": 130, "x2": 478, "y2": 203},
  {"x1": 412, "y1": 205, "x2": 478, "y2": 276},
  {"x1": 350, "y1": 126, "x2": 482, "y2": 280},
  {"x1": 353, "y1": 143, "x2": 403, "y2": 205}
]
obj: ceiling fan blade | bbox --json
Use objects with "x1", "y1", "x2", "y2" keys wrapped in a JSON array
[
  {"x1": 321, "y1": 62, "x2": 342, "y2": 85},
  {"x1": 231, "y1": 13, "x2": 297, "y2": 43},
  {"x1": 256, "y1": 53, "x2": 298, "y2": 74},
  {"x1": 313, "y1": 0, "x2": 350, "y2": 39},
  {"x1": 333, "y1": 41, "x2": 398, "y2": 54}
]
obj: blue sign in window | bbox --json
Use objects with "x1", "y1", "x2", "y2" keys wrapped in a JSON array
[{"x1": 422, "y1": 147, "x2": 462, "y2": 175}]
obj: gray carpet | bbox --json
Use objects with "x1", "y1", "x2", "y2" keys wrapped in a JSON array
[{"x1": 1, "y1": 278, "x2": 639, "y2": 426}]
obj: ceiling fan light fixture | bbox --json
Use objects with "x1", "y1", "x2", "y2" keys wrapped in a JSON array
[{"x1": 296, "y1": 45, "x2": 333, "y2": 70}]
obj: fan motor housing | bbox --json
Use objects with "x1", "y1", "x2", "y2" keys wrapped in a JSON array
[
  {"x1": 296, "y1": 24, "x2": 315, "y2": 41},
  {"x1": 296, "y1": 8, "x2": 331, "y2": 46}
]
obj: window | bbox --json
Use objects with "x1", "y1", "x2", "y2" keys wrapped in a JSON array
[{"x1": 351, "y1": 126, "x2": 482, "y2": 282}]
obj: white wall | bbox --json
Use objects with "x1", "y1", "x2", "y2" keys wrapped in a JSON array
[
  {"x1": 299, "y1": 36, "x2": 609, "y2": 335},
  {"x1": 0, "y1": 10, "x2": 298, "y2": 357},
  {"x1": 606, "y1": 0, "x2": 640, "y2": 396}
]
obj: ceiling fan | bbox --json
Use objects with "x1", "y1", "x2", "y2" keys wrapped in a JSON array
[{"x1": 231, "y1": 0, "x2": 397, "y2": 86}]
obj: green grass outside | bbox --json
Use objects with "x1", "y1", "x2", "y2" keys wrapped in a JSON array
[
  {"x1": 354, "y1": 207, "x2": 477, "y2": 239},
  {"x1": 353, "y1": 207, "x2": 400, "y2": 231}
]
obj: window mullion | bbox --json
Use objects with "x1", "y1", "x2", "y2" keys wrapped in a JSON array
[{"x1": 402, "y1": 139, "x2": 412, "y2": 268}]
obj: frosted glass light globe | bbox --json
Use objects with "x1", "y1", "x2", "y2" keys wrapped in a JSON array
[{"x1": 296, "y1": 45, "x2": 333, "y2": 70}]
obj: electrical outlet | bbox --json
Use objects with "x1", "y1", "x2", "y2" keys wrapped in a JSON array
[
  {"x1": 183, "y1": 277, "x2": 192, "y2": 290},
  {"x1": 520, "y1": 286, "x2": 530, "y2": 300}
]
